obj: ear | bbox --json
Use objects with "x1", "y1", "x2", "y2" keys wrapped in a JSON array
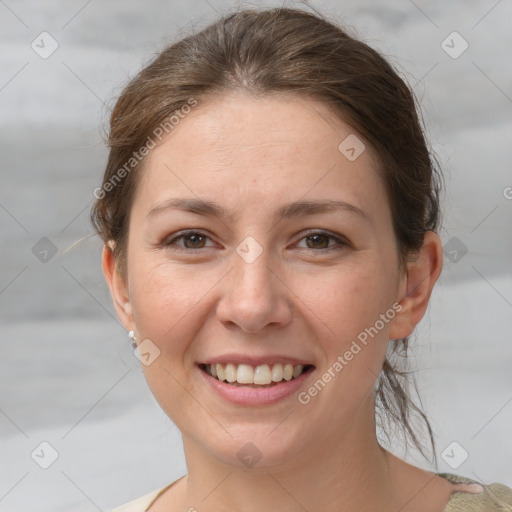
[
  {"x1": 388, "y1": 231, "x2": 443, "y2": 340},
  {"x1": 102, "y1": 242, "x2": 134, "y2": 331}
]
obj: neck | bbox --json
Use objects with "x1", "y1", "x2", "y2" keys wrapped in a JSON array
[{"x1": 179, "y1": 397, "x2": 401, "y2": 512}]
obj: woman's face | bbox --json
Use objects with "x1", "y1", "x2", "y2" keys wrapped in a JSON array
[{"x1": 110, "y1": 92, "x2": 411, "y2": 469}]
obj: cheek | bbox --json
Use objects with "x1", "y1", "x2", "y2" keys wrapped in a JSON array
[
  {"x1": 295, "y1": 253, "x2": 398, "y2": 394},
  {"x1": 128, "y1": 255, "x2": 225, "y2": 368},
  {"x1": 128, "y1": 260, "x2": 212, "y2": 418},
  {"x1": 130, "y1": 261, "x2": 200, "y2": 329},
  {"x1": 296, "y1": 254, "x2": 397, "y2": 338}
]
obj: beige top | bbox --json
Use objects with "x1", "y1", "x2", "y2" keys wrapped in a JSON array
[{"x1": 109, "y1": 472, "x2": 512, "y2": 511}]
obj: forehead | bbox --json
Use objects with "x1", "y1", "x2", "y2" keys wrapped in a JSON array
[{"x1": 135, "y1": 92, "x2": 387, "y2": 221}]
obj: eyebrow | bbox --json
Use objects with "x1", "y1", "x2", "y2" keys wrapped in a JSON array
[{"x1": 147, "y1": 198, "x2": 369, "y2": 222}]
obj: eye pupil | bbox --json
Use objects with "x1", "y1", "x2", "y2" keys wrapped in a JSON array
[
  {"x1": 185, "y1": 234, "x2": 205, "y2": 248},
  {"x1": 306, "y1": 234, "x2": 329, "y2": 249}
]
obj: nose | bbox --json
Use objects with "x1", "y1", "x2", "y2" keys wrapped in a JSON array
[{"x1": 216, "y1": 247, "x2": 293, "y2": 333}]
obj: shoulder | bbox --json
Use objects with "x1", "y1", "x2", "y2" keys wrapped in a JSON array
[
  {"x1": 107, "y1": 486, "x2": 169, "y2": 512},
  {"x1": 438, "y1": 473, "x2": 512, "y2": 511}
]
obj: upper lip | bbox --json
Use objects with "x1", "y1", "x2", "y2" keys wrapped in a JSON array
[{"x1": 198, "y1": 354, "x2": 314, "y2": 367}]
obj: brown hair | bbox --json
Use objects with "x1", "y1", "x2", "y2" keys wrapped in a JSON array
[{"x1": 91, "y1": 6, "x2": 442, "y2": 462}]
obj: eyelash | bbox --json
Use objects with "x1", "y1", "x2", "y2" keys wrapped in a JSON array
[{"x1": 163, "y1": 230, "x2": 349, "y2": 252}]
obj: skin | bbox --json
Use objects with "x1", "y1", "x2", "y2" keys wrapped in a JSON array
[{"x1": 103, "y1": 92, "x2": 479, "y2": 511}]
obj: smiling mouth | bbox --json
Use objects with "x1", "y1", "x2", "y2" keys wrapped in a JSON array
[{"x1": 198, "y1": 362, "x2": 314, "y2": 387}]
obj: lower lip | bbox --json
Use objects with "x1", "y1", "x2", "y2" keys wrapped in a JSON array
[{"x1": 197, "y1": 365, "x2": 315, "y2": 406}]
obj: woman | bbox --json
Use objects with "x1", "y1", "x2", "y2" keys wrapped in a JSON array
[{"x1": 91, "y1": 6, "x2": 512, "y2": 512}]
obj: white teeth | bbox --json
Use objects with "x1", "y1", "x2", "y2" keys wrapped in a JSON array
[
  {"x1": 216, "y1": 363, "x2": 225, "y2": 381},
  {"x1": 237, "y1": 364, "x2": 254, "y2": 384},
  {"x1": 225, "y1": 363, "x2": 237, "y2": 383},
  {"x1": 271, "y1": 364, "x2": 284, "y2": 382},
  {"x1": 253, "y1": 364, "x2": 271, "y2": 385},
  {"x1": 205, "y1": 363, "x2": 306, "y2": 385},
  {"x1": 292, "y1": 365, "x2": 303, "y2": 378}
]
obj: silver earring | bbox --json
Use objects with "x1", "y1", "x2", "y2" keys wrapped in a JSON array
[{"x1": 128, "y1": 330, "x2": 137, "y2": 349}]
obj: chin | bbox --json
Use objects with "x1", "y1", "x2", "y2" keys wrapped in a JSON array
[{"x1": 207, "y1": 423, "x2": 309, "y2": 471}]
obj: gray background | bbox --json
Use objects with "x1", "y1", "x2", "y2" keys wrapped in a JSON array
[{"x1": 1, "y1": 0, "x2": 511, "y2": 510}]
